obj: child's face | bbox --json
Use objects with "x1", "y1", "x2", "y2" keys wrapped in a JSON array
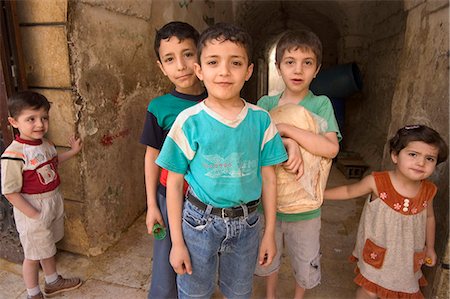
[
  {"x1": 157, "y1": 37, "x2": 200, "y2": 94},
  {"x1": 391, "y1": 141, "x2": 439, "y2": 181},
  {"x1": 277, "y1": 47, "x2": 320, "y2": 97},
  {"x1": 8, "y1": 107, "x2": 49, "y2": 141},
  {"x1": 194, "y1": 39, "x2": 253, "y2": 102}
]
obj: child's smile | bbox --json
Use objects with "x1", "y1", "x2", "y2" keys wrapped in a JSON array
[
  {"x1": 9, "y1": 107, "x2": 49, "y2": 141},
  {"x1": 157, "y1": 37, "x2": 202, "y2": 95},
  {"x1": 195, "y1": 39, "x2": 253, "y2": 103}
]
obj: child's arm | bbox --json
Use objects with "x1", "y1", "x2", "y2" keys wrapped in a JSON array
[
  {"x1": 144, "y1": 146, "x2": 164, "y2": 234},
  {"x1": 425, "y1": 202, "x2": 437, "y2": 266},
  {"x1": 258, "y1": 165, "x2": 277, "y2": 267},
  {"x1": 324, "y1": 174, "x2": 376, "y2": 200},
  {"x1": 57, "y1": 136, "x2": 82, "y2": 163},
  {"x1": 277, "y1": 124, "x2": 339, "y2": 159},
  {"x1": 282, "y1": 137, "x2": 303, "y2": 180},
  {"x1": 4, "y1": 193, "x2": 40, "y2": 219},
  {"x1": 166, "y1": 171, "x2": 192, "y2": 275}
]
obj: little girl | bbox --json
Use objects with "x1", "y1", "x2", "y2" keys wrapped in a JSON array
[{"x1": 324, "y1": 125, "x2": 448, "y2": 299}]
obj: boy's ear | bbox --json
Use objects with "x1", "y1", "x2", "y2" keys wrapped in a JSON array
[
  {"x1": 7, "y1": 116, "x2": 18, "y2": 128},
  {"x1": 157, "y1": 60, "x2": 168, "y2": 76},
  {"x1": 276, "y1": 62, "x2": 282, "y2": 76},
  {"x1": 245, "y1": 63, "x2": 254, "y2": 81},
  {"x1": 314, "y1": 64, "x2": 322, "y2": 78},
  {"x1": 194, "y1": 63, "x2": 203, "y2": 81}
]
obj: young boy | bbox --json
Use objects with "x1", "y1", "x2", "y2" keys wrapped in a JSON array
[
  {"x1": 156, "y1": 23, "x2": 288, "y2": 299},
  {"x1": 254, "y1": 30, "x2": 342, "y2": 299},
  {"x1": 140, "y1": 21, "x2": 206, "y2": 298},
  {"x1": 1, "y1": 91, "x2": 82, "y2": 299}
]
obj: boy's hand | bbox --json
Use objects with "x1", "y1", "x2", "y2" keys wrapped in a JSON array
[
  {"x1": 425, "y1": 246, "x2": 437, "y2": 267},
  {"x1": 282, "y1": 138, "x2": 304, "y2": 180},
  {"x1": 68, "y1": 136, "x2": 82, "y2": 154},
  {"x1": 170, "y1": 244, "x2": 192, "y2": 275},
  {"x1": 145, "y1": 207, "x2": 164, "y2": 235},
  {"x1": 258, "y1": 233, "x2": 276, "y2": 267}
]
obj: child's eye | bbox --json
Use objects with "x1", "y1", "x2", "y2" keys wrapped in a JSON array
[
  {"x1": 232, "y1": 61, "x2": 243, "y2": 66},
  {"x1": 304, "y1": 60, "x2": 314, "y2": 66},
  {"x1": 285, "y1": 60, "x2": 294, "y2": 65},
  {"x1": 206, "y1": 60, "x2": 217, "y2": 65},
  {"x1": 27, "y1": 117, "x2": 34, "y2": 122},
  {"x1": 184, "y1": 52, "x2": 194, "y2": 58},
  {"x1": 408, "y1": 152, "x2": 417, "y2": 157},
  {"x1": 426, "y1": 157, "x2": 436, "y2": 162},
  {"x1": 164, "y1": 57, "x2": 174, "y2": 63}
]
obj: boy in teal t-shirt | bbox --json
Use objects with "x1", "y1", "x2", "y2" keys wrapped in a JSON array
[
  {"x1": 255, "y1": 29, "x2": 341, "y2": 299},
  {"x1": 156, "y1": 23, "x2": 287, "y2": 299}
]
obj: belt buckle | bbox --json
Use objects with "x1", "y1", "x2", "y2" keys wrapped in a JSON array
[{"x1": 221, "y1": 208, "x2": 235, "y2": 218}]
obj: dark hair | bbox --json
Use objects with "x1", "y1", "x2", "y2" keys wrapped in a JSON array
[
  {"x1": 154, "y1": 21, "x2": 200, "y2": 61},
  {"x1": 389, "y1": 125, "x2": 448, "y2": 164},
  {"x1": 8, "y1": 91, "x2": 51, "y2": 118},
  {"x1": 275, "y1": 30, "x2": 322, "y2": 67},
  {"x1": 197, "y1": 22, "x2": 253, "y2": 65}
]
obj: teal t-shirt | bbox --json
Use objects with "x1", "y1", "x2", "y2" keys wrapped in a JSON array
[
  {"x1": 156, "y1": 100, "x2": 288, "y2": 208},
  {"x1": 257, "y1": 90, "x2": 342, "y2": 221}
]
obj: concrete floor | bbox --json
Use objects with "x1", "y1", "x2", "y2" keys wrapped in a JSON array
[{"x1": 0, "y1": 166, "x2": 363, "y2": 299}]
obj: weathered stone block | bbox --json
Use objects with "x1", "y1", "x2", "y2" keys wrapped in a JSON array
[
  {"x1": 16, "y1": 0, "x2": 67, "y2": 24},
  {"x1": 403, "y1": 0, "x2": 426, "y2": 11},
  {"x1": 20, "y1": 26, "x2": 71, "y2": 88},
  {"x1": 57, "y1": 200, "x2": 89, "y2": 255},
  {"x1": 57, "y1": 150, "x2": 83, "y2": 202},
  {"x1": 80, "y1": 0, "x2": 152, "y2": 20},
  {"x1": 36, "y1": 89, "x2": 77, "y2": 146},
  {"x1": 425, "y1": 0, "x2": 449, "y2": 13},
  {"x1": 426, "y1": 0, "x2": 449, "y2": 14}
]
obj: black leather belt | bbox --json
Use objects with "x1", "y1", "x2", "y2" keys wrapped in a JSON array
[{"x1": 186, "y1": 192, "x2": 260, "y2": 218}]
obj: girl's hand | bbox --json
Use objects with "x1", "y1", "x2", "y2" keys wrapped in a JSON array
[{"x1": 425, "y1": 247, "x2": 437, "y2": 267}]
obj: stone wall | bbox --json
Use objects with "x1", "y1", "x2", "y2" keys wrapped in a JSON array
[
  {"x1": 16, "y1": 0, "x2": 91, "y2": 252},
  {"x1": 382, "y1": 1, "x2": 449, "y2": 296}
]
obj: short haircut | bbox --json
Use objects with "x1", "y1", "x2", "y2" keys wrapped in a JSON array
[
  {"x1": 275, "y1": 30, "x2": 322, "y2": 66},
  {"x1": 8, "y1": 91, "x2": 51, "y2": 119},
  {"x1": 154, "y1": 21, "x2": 200, "y2": 61},
  {"x1": 197, "y1": 22, "x2": 253, "y2": 65},
  {"x1": 389, "y1": 125, "x2": 448, "y2": 164}
]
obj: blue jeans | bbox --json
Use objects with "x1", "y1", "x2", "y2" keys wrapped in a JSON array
[
  {"x1": 148, "y1": 185, "x2": 177, "y2": 299},
  {"x1": 178, "y1": 200, "x2": 261, "y2": 299}
]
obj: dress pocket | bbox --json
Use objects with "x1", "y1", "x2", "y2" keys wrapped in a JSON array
[
  {"x1": 362, "y1": 238, "x2": 386, "y2": 269},
  {"x1": 413, "y1": 251, "x2": 426, "y2": 272}
]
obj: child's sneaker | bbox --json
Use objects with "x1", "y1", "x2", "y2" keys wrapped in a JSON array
[
  {"x1": 43, "y1": 275, "x2": 82, "y2": 297},
  {"x1": 27, "y1": 292, "x2": 44, "y2": 299}
]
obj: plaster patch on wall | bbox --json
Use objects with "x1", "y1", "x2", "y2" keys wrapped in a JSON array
[{"x1": 82, "y1": 117, "x2": 99, "y2": 136}]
